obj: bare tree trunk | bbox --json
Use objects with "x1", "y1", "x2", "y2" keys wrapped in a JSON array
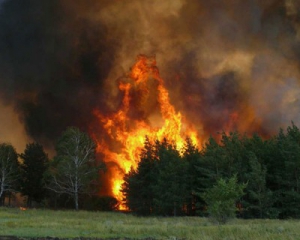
[{"x1": 75, "y1": 172, "x2": 79, "y2": 210}]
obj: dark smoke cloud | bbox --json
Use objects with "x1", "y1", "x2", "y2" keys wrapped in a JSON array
[
  {"x1": 0, "y1": 0, "x2": 299, "y2": 150},
  {"x1": 161, "y1": 0, "x2": 300, "y2": 137},
  {"x1": 0, "y1": 0, "x2": 118, "y2": 147}
]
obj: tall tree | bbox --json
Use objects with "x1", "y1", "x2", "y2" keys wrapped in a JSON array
[
  {"x1": 245, "y1": 152, "x2": 273, "y2": 218},
  {"x1": 48, "y1": 127, "x2": 103, "y2": 210},
  {"x1": 123, "y1": 138, "x2": 189, "y2": 216},
  {"x1": 122, "y1": 136, "x2": 158, "y2": 215},
  {"x1": 182, "y1": 137, "x2": 202, "y2": 216},
  {"x1": 19, "y1": 143, "x2": 48, "y2": 207},
  {"x1": 0, "y1": 143, "x2": 19, "y2": 199},
  {"x1": 221, "y1": 131, "x2": 248, "y2": 180},
  {"x1": 195, "y1": 137, "x2": 225, "y2": 190},
  {"x1": 276, "y1": 125, "x2": 300, "y2": 218},
  {"x1": 153, "y1": 139, "x2": 188, "y2": 216}
]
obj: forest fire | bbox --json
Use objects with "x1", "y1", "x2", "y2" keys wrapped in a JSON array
[
  {"x1": 93, "y1": 55, "x2": 199, "y2": 207},
  {"x1": 0, "y1": 0, "x2": 299, "y2": 212}
]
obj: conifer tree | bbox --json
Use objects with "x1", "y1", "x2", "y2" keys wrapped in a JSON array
[
  {"x1": 122, "y1": 136, "x2": 158, "y2": 215},
  {"x1": 246, "y1": 152, "x2": 273, "y2": 218},
  {"x1": 20, "y1": 143, "x2": 48, "y2": 207},
  {"x1": 183, "y1": 138, "x2": 202, "y2": 215},
  {"x1": 153, "y1": 139, "x2": 188, "y2": 216}
]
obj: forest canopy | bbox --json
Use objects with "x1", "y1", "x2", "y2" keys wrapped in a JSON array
[{"x1": 122, "y1": 123, "x2": 300, "y2": 219}]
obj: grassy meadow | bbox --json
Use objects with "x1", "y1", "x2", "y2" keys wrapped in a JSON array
[{"x1": 0, "y1": 208, "x2": 299, "y2": 239}]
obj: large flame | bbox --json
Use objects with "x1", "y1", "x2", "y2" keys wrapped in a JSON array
[{"x1": 93, "y1": 55, "x2": 200, "y2": 207}]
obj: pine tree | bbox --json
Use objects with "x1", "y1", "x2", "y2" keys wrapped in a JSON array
[
  {"x1": 183, "y1": 138, "x2": 202, "y2": 216},
  {"x1": 200, "y1": 136, "x2": 226, "y2": 185},
  {"x1": 122, "y1": 136, "x2": 158, "y2": 215},
  {"x1": 246, "y1": 152, "x2": 273, "y2": 218},
  {"x1": 279, "y1": 124, "x2": 300, "y2": 218},
  {"x1": 20, "y1": 143, "x2": 48, "y2": 207},
  {"x1": 153, "y1": 139, "x2": 188, "y2": 216}
]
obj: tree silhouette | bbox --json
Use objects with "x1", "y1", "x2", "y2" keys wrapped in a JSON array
[{"x1": 20, "y1": 142, "x2": 48, "y2": 207}]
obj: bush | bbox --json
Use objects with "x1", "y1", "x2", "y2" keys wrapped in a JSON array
[{"x1": 201, "y1": 175, "x2": 246, "y2": 224}]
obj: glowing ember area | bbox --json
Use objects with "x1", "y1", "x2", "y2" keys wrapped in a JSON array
[{"x1": 93, "y1": 55, "x2": 200, "y2": 206}]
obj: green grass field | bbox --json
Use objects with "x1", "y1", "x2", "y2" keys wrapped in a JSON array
[{"x1": 0, "y1": 207, "x2": 299, "y2": 239}]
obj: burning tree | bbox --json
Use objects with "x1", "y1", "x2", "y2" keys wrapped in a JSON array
[
  {"x1": 93, "y1": 55, "x2": 199, "y2": 206},
  {"x1": 153, "y1": 139, "x2": 188, "y2": 216},
  {"x1": 0, "y1": 143, "x2": 19, "y2": 200},
  {"x1": 48, "y1": 127, "x2": 104, "y2": 210},
  {"x1": 122, "y1": 136, "x2": 158, "y2": 215},
  {"x1": 122, "y1": 138, "x2": 190, "y2": 216}
]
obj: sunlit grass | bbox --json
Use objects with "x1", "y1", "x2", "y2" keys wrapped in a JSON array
[{"x1": 0, "y1": 207, "x2": 299, "y2": 239}]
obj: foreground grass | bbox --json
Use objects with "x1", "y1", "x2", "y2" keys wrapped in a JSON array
[{"x1": 0, "y1": 208, "x2": 299, "y2": 239}]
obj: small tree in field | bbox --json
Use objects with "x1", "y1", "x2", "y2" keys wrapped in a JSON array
[
  {"x1": 201, "y1": 175, "x2": 246, "y2": 224},
  {"x1": 0, "y1": 143, "x2": 19, "y2": 199},
  {"x1": 48, "y1": 127, "x2": 103, "y2": 210}
]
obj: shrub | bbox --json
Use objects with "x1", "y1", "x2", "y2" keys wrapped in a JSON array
[{"x1": 201, "y1": 175, "x2": 246, "y2": 224}]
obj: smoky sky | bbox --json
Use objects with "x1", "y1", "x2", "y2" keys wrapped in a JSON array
[
  {"x1": 0, "y1": 0, "x2": 300, "y2": 149},
  {"x1": 0, "y1": 0, "x2": 118, "y2": 146}
]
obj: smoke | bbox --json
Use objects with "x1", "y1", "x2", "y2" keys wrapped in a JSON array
[
  {"x1": 0, "y1": 101, "x2": 30, "y2": 152},
  {"x1": 0, "y1": 0, "x2": 118, "y2": 149},
  {"x1": 0, "y1": 0, "x2": 299, "y2": 146},
  {"x1": 96, "y1": 0, "x2": 300, "y2": 139}
]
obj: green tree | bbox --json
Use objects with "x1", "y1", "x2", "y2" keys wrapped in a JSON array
[
  {"x1": 221, "y1": 132, "x2": 249, "y2": 180},
  {"x1": 192, "y1": 136, "x2": 226, "y2": 216},
  {"x1": 275, "y1": 124, "x2": 300, "y2": 218},
  {"x1": 19, "y1": 143, "x2": 48, "y2": 207},
  {"x1": 153, "y1": 139, "x2": 188, "y2": 216},
  {"x1": 123, "y1": 138, "x2": 189, "y2": 216},
  {"x1": 228, "y1": 133, "x2": 276, "y2": 218},
  {"x1": 201, "y1": 175, "x2": 246, "y2": 224},
  {"x1": 0, "y1": 143, "x2": 19, "y2": 199},
  {"x1": 246, "y1": 152, "x2": 273, "y2": 218},
  {"x1": 200, "y1": 136, "x2": 226, "y2": 185},
  {"x1": 183, "y1": 138, "x2": 202, "y2": 215},
  {"x1": 122, "y1": 136, "x2": 158, "y2": 215},
  {"x1": 48, "y1": 127, "x2": 103, "y2": 210}
]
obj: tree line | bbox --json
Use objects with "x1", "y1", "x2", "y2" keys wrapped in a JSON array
[
  {"x1": 122, "y1": 123, "x2": 300, "y2": 219},
  {"x1": 0, "y1": 127, "x2": 108, "y2": 211},
  {"x1": 1, "y1": 123, "x2": 300, "y2": 219}
]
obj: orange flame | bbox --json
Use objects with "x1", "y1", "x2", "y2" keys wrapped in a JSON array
[{"x1": 93, "y1": 55, "x2": 200, "y2": 209}]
